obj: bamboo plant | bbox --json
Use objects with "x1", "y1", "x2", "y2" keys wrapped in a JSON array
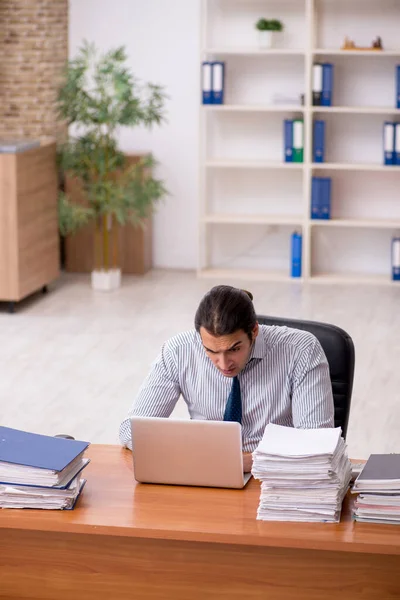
[{"x1": 57, "y1": 42, "x2": 168, "y2": 273}]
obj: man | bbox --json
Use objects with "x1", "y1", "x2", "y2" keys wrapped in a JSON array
[{"x1": 119, "y1": 285, "x2": 335, "y2": 472}]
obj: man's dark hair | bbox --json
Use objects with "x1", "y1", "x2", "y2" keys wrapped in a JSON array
[{"x1": 194, "y1": 285, "x2": 257, "y2": 341}]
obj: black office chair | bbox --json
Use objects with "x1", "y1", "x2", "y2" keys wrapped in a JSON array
[{"x1": 256, "y1": 315, "x2": 355, "y2": 438}]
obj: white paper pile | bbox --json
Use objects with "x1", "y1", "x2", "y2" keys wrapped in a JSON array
[
  {"x1": 252, "y1": 424, "x2": 352, "y2": 523},
  {"x1": 352, "y1": 454, "x2": 400, "y2": 524},
  {"x1": 0, "y1": 476, "x2": 86, "y2": 510}
]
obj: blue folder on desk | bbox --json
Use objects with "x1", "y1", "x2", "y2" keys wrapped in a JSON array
[{"x1": 0, "y1": 426, "x2": 90, "y2": 488}]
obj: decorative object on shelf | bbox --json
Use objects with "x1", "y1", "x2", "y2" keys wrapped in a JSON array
[
  {"x1": 290, "y1": 231, "x2": 302, "y2": 278},
  {"x1": 313, "y1": 120, "x2": 325, "y2": 163},
  {"x1": 392, "y1": 237, "x2": 400, "y2": 281},
  {"x1": 383, "y1": 122, "x2": 396, "y2": 166},
  {"x1": 57, "y1": 42, "x2": 168, "y2": 291},
  {"x1": 341, "y1": 36, "x2": 384, "y2": 51},
  {"x1": 255, "y1": 18, "x2": 284, "y2": 49},
  {"x1": 311, "y1": 177, "x2": 331, "y2": 220}
]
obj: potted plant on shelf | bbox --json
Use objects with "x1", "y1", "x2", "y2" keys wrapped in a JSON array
[
  {"x1": 57, "y1": 42, "x2": 168, "y2": 291},
  {"x1": 255, "y1": 18, "x2": 284, "y2": 49}
]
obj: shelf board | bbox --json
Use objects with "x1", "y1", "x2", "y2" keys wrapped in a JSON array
[
  {"x1": 313, "y1": 49, "x2": 400, "y2": 57},
  {"x1": 206, "y1": 159, "x2": 304, "y2": 169},
  {"x1": 202, "y1": 104, "x2": 303, "y2": 113},
  {"x1": 310, "y1": 219, "x2": 400, "y2": 229},
  {"x1": 312, "y1": 163, "x2": 400, "y2": 172},
  {"x1": 310, "y1": 273, "x2": 397, "y2": 286},
  {"x1": 198, "y1": 268, "x2": 301, "y2": 283},
  {"x1": 203, "y1": 214, "x2": 303, "y2": 226},
  {"x1": 202, "y1": 48, "x2": 305, "y2": 56},
  {"x1": 311, "y1": 106, "x2": 400, "y2": 115}
]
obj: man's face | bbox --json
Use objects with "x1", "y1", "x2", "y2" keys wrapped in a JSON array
[{"x1": 200, "y1": 324, "x2": 259, "y2": 378}]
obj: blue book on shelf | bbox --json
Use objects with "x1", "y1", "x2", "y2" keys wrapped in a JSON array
[
  {"x1": 311, "y1": 177, "x2": 322, "y2": 219},
  {"x1": 284, "y1": 119, "x2": 294, "y2": 162},
  {"x1": 320, "y1": 177, "x2": 332, "y2": 220},
  {"x1": 392, "y1": 237, "x2": 400, "y2": 281},
  {"x1": 291, "y1": 231, "x2": 302, "y2": 278},
  {"x1": 212, "y1": 61, "x2": 225, "y2": 104},
  {"x1": 383, "y1": 122, "x2": 395, "y2": 165},
  {"x1": 395, "y1": 123, "x2": 400, "y2": 165},
  {"x1": 396, "y1": 66, "x2": 400, "y2": 109},
  {"x1": 0, "y1": 426, "x2": 89, "y2": 473},
  {"x1": 321, "y1": 63, "x2": 334, "y2": 107},
  {"x1": 201, "y1": 61, "x2": 213, "y2": 104},
  {"x1": 313, "y1": 120, "x2": 325, "y2": 163}
]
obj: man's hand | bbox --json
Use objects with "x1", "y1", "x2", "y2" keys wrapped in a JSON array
[{"x1": 243, "y1": 452, "x2": 253, "y2": 473}]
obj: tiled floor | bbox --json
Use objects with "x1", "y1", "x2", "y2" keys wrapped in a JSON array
[{"x1": 1, "y1": 270, "x2": 399, "y2": 459}]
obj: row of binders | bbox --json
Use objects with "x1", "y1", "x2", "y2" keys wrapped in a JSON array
[
  {"x1": 383, "y1": 122, "x2": 400, "y2": 165},
  {"x1": 252, "y1": 424, "x2": 351, "y2": 523},
  {"x1": 284, "y1": 119, "x2": 325, "y2": 164},
  {"x1": 202, "y1": 61, "x2": 225, "y2": 104},
  {"x1": 0, "y1": 426, "x2": 90, "y2": 510}
]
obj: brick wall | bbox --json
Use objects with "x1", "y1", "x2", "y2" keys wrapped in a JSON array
[{"x1": 0, "y1": 0, "x2": 68, "y2": 140}]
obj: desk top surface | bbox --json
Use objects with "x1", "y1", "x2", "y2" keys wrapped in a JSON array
[{"x1": 0, "y1": 444, "x2": 399, "y2": 555}]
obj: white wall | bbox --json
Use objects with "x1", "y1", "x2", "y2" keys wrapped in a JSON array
[{"x1": 69, "y1": 0, "x2": 201, "y2": 269}]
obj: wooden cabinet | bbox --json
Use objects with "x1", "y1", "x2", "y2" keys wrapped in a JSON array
[{"x1": 0, "y1": 141, "x2": 60, "y2": 306}]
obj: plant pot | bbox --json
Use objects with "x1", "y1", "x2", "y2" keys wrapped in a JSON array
[
  {"x1": 258, "y1": 30, "x2": 274, "y2": 49},
  {"x1": 91, "y1": 268, "x2": 121, "y2": 291}
]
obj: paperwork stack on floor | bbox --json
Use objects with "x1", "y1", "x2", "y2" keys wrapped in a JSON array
[
  {"x1": 252, "y1": 424, "x2": 352, "y2": 523},
  {"x1": 353, "y1": 454, "x2": 400, "y2": 524},
  {"x1": 0, "y1": 427, "x2": 90, "y2": 510}
]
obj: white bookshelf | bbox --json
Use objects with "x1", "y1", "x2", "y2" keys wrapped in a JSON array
[{"x1": 199, "y1": 0, "x2": 400, "y2": 285}]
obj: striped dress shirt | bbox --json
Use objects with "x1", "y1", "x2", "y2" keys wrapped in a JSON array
[{"x1": 119, "y1": 325, "x2": 335, "y2": 452}]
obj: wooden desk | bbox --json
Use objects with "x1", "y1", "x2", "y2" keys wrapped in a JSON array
[{"x1": 0, "y1": 445, "x2": 399, "y2": 599}]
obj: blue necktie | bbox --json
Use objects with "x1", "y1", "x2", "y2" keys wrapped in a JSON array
[{"x1": 223, "y1": 376, "x2": 242, "y2": 424}]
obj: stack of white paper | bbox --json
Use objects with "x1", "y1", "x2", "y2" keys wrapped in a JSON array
[
  {"x1": 352, "y1": 454, "x2": 400, "y2": 524},
  {"x1": 0, "y1": 476, "x2": 86, "y2": 510},
  {"x1": 252, "y1": 424, "x2": 352, "y2": 523}
]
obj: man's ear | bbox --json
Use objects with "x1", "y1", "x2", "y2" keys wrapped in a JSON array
[{"x1": 252, "y1": 322, "x2": 259, "y2": 341}]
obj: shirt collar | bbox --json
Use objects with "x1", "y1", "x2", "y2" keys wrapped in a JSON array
[{"x1": 249, "y1": 331, "x2": 266, "y2": 360}]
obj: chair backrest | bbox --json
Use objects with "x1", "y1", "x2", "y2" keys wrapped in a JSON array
[{"x1": 256, "y1": 315, "x2": 355, "y2": 438}]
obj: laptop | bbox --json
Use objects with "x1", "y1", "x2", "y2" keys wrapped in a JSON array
[{"x1": 130, "y1": 417, "x2": 252, "y2": 489}]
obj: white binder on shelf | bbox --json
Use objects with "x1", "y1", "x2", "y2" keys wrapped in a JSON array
[
  {"x1": 202, "y1": 61, "x2": 213, "y2": 104},
  {"x1": 212, "y1": 61, "x2": 225, "y2": 105}
]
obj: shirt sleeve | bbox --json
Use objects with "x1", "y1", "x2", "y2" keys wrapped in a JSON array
[
  {"x1": 119, "y1": 341, "x2": 181, "y2": 449},
  {"x1": 291, "y1": 336, "x2": 335, "y2": 429}
]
